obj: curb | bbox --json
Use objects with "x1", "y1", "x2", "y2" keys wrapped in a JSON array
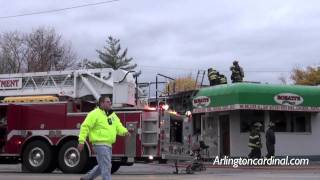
[{"x1": 149, "y1": 163, "x2": 319, "y2": 170}]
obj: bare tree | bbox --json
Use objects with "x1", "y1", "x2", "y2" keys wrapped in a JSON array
[
  {"x1": 164, "y1": 75, "x2": 198, "y2": 95},
  {"x1": 25, "y1": 27, "x2": 76, "y2": 72},
  {"x1": 0, "y1": 27, "x2": 76, "y2": 74},
  {"x1": 0, "y1": 32, "x2": 27, "y2": 73},
  {"x1": 291, "y1": 65, "x2": 320, "y2": 85}
]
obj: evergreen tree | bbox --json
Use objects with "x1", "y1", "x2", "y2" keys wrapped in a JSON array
[{"x1": 86, "y1": 36, "x2": 137, "y2": 70}]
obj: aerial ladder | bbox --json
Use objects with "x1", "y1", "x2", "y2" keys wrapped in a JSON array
[{"x1": 0, "y1": 68, "x2": 138, "y2": 107}]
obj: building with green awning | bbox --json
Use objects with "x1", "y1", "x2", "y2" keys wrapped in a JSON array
[
  {"x1": 191, "y1": 83, "x2": 320, "y2": 159},
  {"x1": 193, "y1": 83, "x2": 320, "y2": 114}
]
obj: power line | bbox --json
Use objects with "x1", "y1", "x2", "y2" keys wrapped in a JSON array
[
  {"x1": 140, "y1": 65, "x2": 195, "y2": 71},
  {"x1": 0, "y1": 0, "x2": 120, "y2": 19}
]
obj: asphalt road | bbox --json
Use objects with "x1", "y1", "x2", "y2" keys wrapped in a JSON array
[{"x1": 0, "y1": 163, "x2": 320, "y2": 180}]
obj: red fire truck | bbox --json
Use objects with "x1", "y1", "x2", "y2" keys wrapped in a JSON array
[{"x1": 0, "y1": 68, "x2": 193, "y2": 173}]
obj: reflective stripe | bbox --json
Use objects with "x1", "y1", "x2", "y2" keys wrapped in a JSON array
[
  {"x1": 209, "y1": 74, "x2": 217, "y2": 79},
  {"x1": 220, "y1": 78, "x2": 227, "y2": 83},
  {"x1": 6, "y1": 129, "x2": 92, "y2": 156},
  {"x1": 249, "y1": 135, "x2": 260, "y2": 139},
  {"x1": 6, "y1": 130, "x2": 22, "y2": 141},
  {"x1": 248, "y1": 143, "x2": 260, "y2": 148},
  {"x1": 7, "y1": 129, "x2": 80, "y2": 141}
]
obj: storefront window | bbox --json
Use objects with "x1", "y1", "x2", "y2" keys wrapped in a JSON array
[
  {"x1": 269, "y1": 111, "x2": 286, "y2": 131},
  {"x1": 206, "y1": 113, "x2": 215, "y2": 129},
  {"x1": 269, "y1": 111, "x2": 311, "y2": 132},
  {"x1": 240, "y1": 110, "x2": 264, "y2": 132}
]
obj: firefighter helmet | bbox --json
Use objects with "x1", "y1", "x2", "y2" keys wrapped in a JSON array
[
  {"x1": 233, "y1": 60, "x2": 238, "y2": 65},
  {"x1": 253, "y1": 122, "x2": 262, "y2": 127}
]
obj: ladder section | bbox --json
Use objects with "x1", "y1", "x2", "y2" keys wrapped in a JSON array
[
  {"x1": 195, "y1": 69, "x2": 206, "y2": 87},
  {"x1": 0, "y1": 68, "x2": 137, "y2": 106},
  {"x1": 141, "y1": 111, "x2": 159, "y2": 156},
  {"x1": 0, "y1": 69, "x2": 113, "y2": 98}
]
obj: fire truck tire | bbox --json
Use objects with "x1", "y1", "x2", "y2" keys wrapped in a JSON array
[
  {"x1": 22, "y1": 140, "x2": 54, "y2": 173},
  {"x1": 58, "y1": 140, "x2": 88, "y2": 173},
  {"x1": 111, "y1": 162, "x2": 121, "y2": 174}
]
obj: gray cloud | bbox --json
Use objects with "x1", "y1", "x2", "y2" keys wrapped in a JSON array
[{"x1": 1, "y1": 0, "x2": 320, "y2": 85}]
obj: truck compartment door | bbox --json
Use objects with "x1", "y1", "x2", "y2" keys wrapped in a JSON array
[{"x1": 125, "y1": 122, "x2": 137, "y2": 158}]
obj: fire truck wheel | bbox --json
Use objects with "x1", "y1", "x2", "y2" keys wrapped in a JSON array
[
  {"x1": 58, "y1": 140, "x2": 88, "y2": 173},
  {"x1": 111, "y1": 162, "x2": 121, "y2": 174},
  {"x1": 22, "y1": 140, "x2": 54, "y2": 173}
]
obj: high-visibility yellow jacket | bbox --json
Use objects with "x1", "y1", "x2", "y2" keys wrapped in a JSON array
[
  {"x1": 78, "y1": 107, "x2": 128, "y2": 146},
  {"x1": 208, "y1": 70, "x2": 218, "y2": 80}
]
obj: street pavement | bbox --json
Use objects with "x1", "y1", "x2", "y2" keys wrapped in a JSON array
[{"x1": 0, "y1": 163, "x2": 320, "y2": 180}]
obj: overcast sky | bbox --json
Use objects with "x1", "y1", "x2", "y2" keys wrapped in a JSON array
[{"x1": 1, "y1": 0, "x2": 320, "y2": 86}]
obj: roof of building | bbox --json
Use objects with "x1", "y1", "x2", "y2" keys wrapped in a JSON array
[{"x1": 192, "y1": 83, "x2": 320, "y2": 113}]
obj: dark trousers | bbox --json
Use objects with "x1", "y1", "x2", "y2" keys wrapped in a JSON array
[
  {"x1": 266, "y1": 144, "x2": 275, "y2": 158},
  {"x1": 209, "y1": 80, "x2": 219, "y2": 86},
  {"x1": 248, "y1": 148, "x2": 261, "y2": 159}
]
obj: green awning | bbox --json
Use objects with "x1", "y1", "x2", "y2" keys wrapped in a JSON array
[{"x1": 192, "y1": 83, "x2": 320, "y2": 113}]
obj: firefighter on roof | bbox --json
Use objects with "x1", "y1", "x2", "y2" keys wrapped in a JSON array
[
  {"x1": 230, "y1": 60, "x2": 244, "y2": 83},
  {"x1": 218, "y1": 72, "x2": 227, "y2": 84},
  {"x1": 207, "y1": 67, "x2": 219, "y2": 86}
]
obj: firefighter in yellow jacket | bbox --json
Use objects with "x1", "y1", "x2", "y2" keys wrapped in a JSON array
[
  {"x1": 208, "y1": 67, "x2": 219, "y2": 86},
  {"x1": 78, "y1": 96, "x2": 130, "y2": 180}
]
